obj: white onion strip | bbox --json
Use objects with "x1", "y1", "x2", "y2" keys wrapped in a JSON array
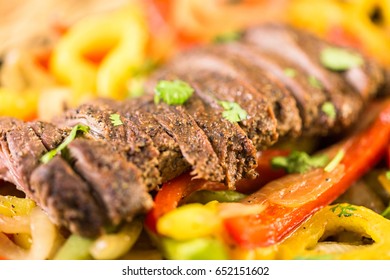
[
  {"x1": 0, "y1": 214, "x2": 31, "y2": 234},
  {"x1": 0, "y1": 207, "x2": 59, "y2": 259}
]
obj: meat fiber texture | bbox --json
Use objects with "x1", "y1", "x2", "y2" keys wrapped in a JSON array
[{"x1": 0, "y1": 24, "x2": 384, "y2": 237}]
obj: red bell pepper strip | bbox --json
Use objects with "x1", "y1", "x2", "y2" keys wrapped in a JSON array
[
  {"x1": 224, "y1": 101, "x2": 390, "y2": 248},
  {"x1": 144, "y1": 173, "x2": 224, "y2": 232},
  {"x1": 145, "y1": 149, "x2": 289, "y2": 232}
]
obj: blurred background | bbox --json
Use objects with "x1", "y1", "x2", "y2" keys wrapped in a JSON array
[{"x1": 1, "y1": 0, "x2": 389, "y2": 121}]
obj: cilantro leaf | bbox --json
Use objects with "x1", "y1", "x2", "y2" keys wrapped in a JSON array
[
  {"x1": 330, "y1": 204, "x2": 357, "y2": 217},
  {"x1": 40, "y1": 124, "x2": 90, "y2": 164},
  {"x1": 218, "y1": 100, "x2": 248, "y2": 123},
  {"x1": 284, "y1": 68, "x2": 296, "y2": 78},
  {"x1": 324, "y1": 149, "x2": 345, "y2": 172},
  {"x1": 154, "y1": 80, "x2": 194, "y2": 105},
  {"x1": 320, "y1": 47, "x2": 364, "y2": 71},
  {"x1": 213, "y1": 31, "x2": 242, "y2": 43},
  {"x1": 321, "y1": 102, "x2": 336, "y2": 120},
  {"x1": 308, "y1": 75, "x2": 322, "y2": 89},
  {"x1": 109, "y1": 113, "x2": 123, "y2": 126},
  {"x1": 382, "y1": 204, "x2": 390, "y2": 219},
  {"x1": 271, "y1": 151, "x2": 329, "y2": 174}
]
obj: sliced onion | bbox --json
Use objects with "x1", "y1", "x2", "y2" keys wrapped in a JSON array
[{"x1": 0, "y1": 214, "x2": 30, "y2": 234}]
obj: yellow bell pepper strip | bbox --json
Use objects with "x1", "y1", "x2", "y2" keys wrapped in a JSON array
[
  {"x1": 0, "y1": 88, "x2": 38, "y2": 121},
  {"x1": 0, "y1": 196, "x2": 36, "y2": 217},
  {"x1": 278, "y1": 204, "x2": 390, "y2": 260},
  {"x1": 288, "y1": 0, "x2": 390, "y2": 65},
  {"x1": 224, "y1": 100, "x2": 390, "y2": 248},
  {"x1": 50, "y1": 4, "x2": 149, "y2": 103}
]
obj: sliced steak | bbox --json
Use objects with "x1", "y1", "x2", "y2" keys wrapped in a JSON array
[
  {"x1": 204, "y1": 45, "x2": 302, "y2": 137},
  {"x1": 67, "y1": 139, "x2": 153, "y2": 226},
  {"x1": 55, "y1": 102, "x2": 161, "y2": 188},
  {"x1": 184, "y1": 94, "x2": 258, "y2": 186},
  {"x1": 146, "y1": 72, "x2": 258, "y2": 187},
  {"x1": 88, "y1": 98, "x2": 191, "y2": 183},
  {"x1": 30, "y1": 156, "x2": 106, "y2": 237},
  {"x1": 0, "y1": 122, "x2": 47, "y2": 196},
  {"x1": 242, "y1": 23, "x2": 365, "y2": 129},
  {"x1": 242, "y1": 23, "x2": 383, "y2": 100},
  {"x1": 149, "y1": 54, "x2": 279, "y2": 149},
  {"x1": 0, "y1": 117, "x2": 25, "y2": 183},
  {"x1": 221, "y1": 42, "x2": 334, "y2": 135},
  {"x1": 142, "y1": 101, "x2": 225, "y2": 182},
  {"x1": 27, "y1": 121, "x2": 68, "y2": 151}
]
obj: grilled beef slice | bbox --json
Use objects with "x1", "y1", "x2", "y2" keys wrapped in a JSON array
[
  {"x1": 184, "y1": 94, "x2": 258, "y2": 186},
  {"x1": 151, "y1": 55, "x2": 280, "y2": 149},
  {"x1": 92, "y1": 98, "x2": 192, "y2": 183},
  {"x1": 143, "y1": 101, "x2": 226, "y2": 182},
  {"x1": 30, "y1": 156, "x2": 106, "y2": 237},
  {"x1": 242, "y1": 23, "x2": 367, "y2": 130},
  {"x1": 243, "y1": 23, "x2": 383, "y2": 100},
  {"x1": 145, "y1": 72, "x2": 258, "y2": 187},
  {"x1": 221, "y1": 42, "x2": 335, "y2": 135},
  {"x1": 203, "y1": 46, "x2": 302, "y2": 137},
  {"x1": 55, "y1": 102, "x2": 161, "y2": 188},
  {"x1": 67, "y1": 139, "x2": 153, "y2": 226},
  {"x1": 0, "y1": 120, "x2": 48, "y2": 196}
]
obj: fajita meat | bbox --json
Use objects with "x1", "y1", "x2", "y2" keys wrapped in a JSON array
[{"x1": 0, "y1": 24, "x2": 384, "y2": 237}]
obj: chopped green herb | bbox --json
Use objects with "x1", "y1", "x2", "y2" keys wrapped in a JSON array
[
  {"x1": 308, "y1": 75, "x2": 322, "y2": 89},
  {"x1": 40, "y1": 124, "x2": 90, "y2": 164},
  {"x1": 382, "y1": 204, "x2": 390, "y2": 219},
  {"x1": 109, "y1": 113, "x2": 123, "y2": 126},
  {"x1": 271, "y1": 150, "x2": 329, "y2": 174},
  {"x1": 284, "y1": 68, "x2": 296, "y2": 78},
  {"x1": 321, "y1": 102, "x2": 336, "y2": 120},
  {"x1": 154, "y1": 80, "x2": 194, "y2": 105},
  {"x1": 324, "y1": 149, "x2": 345, "y2": 172},
  {"x1": 320, "y1": 47, "x2": 364, "y2": 71},
  {"x1": 330, "y1": 204, "x2": 357, "y2": 217},
  {"x1": 213, "y1": 31, "x2": 242, "y2": 43},
  {"x1": 218, "y1": 100, "x2": 248, "y2": 123}
]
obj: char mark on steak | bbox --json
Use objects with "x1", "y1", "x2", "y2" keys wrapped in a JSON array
[
  {"x1": 55, "y1": 102, "x2": 161, "y2": 188},
  {"x1": 142, "y1": 100, "x2": 226, "y2": 182},
  {"x1": 149, "y1": 55, "x2": 280, "y2": 149},
  {"x1": 67, "y1": 139, "x2": 153, "y2": 226},
  {"x1": 146, "y1": 72, "x2": 258, "y2": 187},
  {"x1": 30, "y1": 156, "x2": 106, "y2": 237},
  {"x1": 90, "y1": 98, "x2": 192, "y2": 183},
  {"x1": 221, "y1": 42, "x2": 335, "y2": 135},
  {"x1": 241, "y1": 24, "x2": 382, "y2": 130}
]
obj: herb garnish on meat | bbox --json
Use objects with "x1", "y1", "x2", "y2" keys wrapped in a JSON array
[
  {"x1": 213, "y1": 31, "x2": 242, "y2": 43},
  {"x1": 218, "y1": 100, "x2": 248, "y2": 123},
  {"x1": 308, "y1": 75, "x2": 322, "y2": 89},
  {"x1": 109, "y1": 113, "x2": 123, "y2": 126},
  {"x1": 40, "y1": 124, "x2": 90, "y2": 164},
  {"x1": 154, "y1": 80, "x2": 194, "y2": 105},
  {"x1": 320, "y1": 47, "x2": 364, "y2": 71},
  {"x1": 284, "y1": 68, "x2": 296, "y2": 78},
  {"x1": 321, "y1": 102, "x2": 336, "y2": 120}
]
